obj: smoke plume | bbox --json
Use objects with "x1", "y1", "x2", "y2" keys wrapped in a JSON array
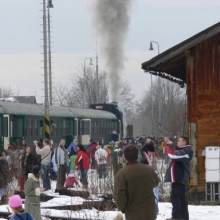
[{"x1": 91, "y1": 0, "x2": 133, "y2": 102}]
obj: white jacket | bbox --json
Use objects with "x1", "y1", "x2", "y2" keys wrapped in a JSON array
[{"x1": 95, "y1": 148, "x2": 108, "y2": 165}]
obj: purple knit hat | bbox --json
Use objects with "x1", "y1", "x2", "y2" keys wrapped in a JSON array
[{"x1": 8, "y1": 195, "x2": 22, "y2": 208}]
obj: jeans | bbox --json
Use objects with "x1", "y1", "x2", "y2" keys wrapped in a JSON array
[
  {"x1": 0, "y1": 188, "x2": 6, "y2": 196},
  {"x1": 163, "y1": 153, "x2": 170, "y2": 164},
  {"x1": 57, "y1": 164, "x2": 67, "y2": 189},
  {"x1": 98, "y1": 164, "x2": 107, "y2": 179},
  {"x1": 171, "y1": 183, "x2": 189, "y2": 220},
  {"x1": 41, "y1": 163, "x2": 51, "y2": 190},
  {"x1": 80, "y1": 169, "x2": 88, "y2": 186},
  {"x1": 153, "y1": 186, "x2": 159, "y2": 215},
  {"x1": 91, "y1": 158, "x2": 96, "y2": 169}
]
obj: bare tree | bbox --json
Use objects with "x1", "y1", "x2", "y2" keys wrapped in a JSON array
[
  {"x1": 0, "y1": 86, "x2": 14, "y2": 98},
  {"x1": 133, "y1": 78, "x2": 186, "y2": 137},
  {"x1": 53, "y1": 65, "x2": 136, "y2": 132},
  {"x1": 54, "y1": 66, "x2": 109, "y2": 108}
]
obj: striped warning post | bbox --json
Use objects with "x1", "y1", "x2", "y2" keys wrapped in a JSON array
[{"x1": 45, "y1": 114, "x2": 50, "y2": 140}]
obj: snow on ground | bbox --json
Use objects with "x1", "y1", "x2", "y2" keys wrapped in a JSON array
[
  {"x1": 0, "y1": 201, "x2": 219, "y2": 219},
  {"x1": 40, "y1": 196, "x2": 85, "y2": 208},
  {"x1": 157, "y1": 203, "x2": 220, "y2": 220},
  {"x1": 41, "y1": 208, "x2": 122, "y2": 220}
]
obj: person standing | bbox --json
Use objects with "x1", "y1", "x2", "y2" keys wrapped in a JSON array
[
  {"x1": 70, "y1": 152, "x2": 77, "y2": 174},
  {"x1": 0, "y1": 157, "x2": 10, "y2": 204},
  {"x1": 24, "y1": 166, "x2": 43, "y2": 220},
  {"x1": 112, "y1": 142, "x2": 123, "y2": 175},
  {"x1": 114, "y1": 145, "x2": 160, "y2": 220},
  {"x1": 165, "y1": 136, "x2": 193, "y2": 220},
  {"x1": 7, "y1": 145, "x2": 19, "y2": 178},
  {"x1": 88, "y1": 141, "x2": 97, "y2": 169},
  {"x1": 142, "y1": 144, "x2": 159, "y2": 216},
  {"x1": 75, "y1": 144, "x2": 90, "y2": 189},
  {"x1": 55, "y1": 139, "x2": 69, "y2": 189},
  {"x1": 1, "y1": 150, "x2": 11, "y2": 168},
  {"x1": 17, "y1": 149, "x2": 25, "y2": 191},
  {"x1": 35, "y1": 139, "x2": 51, "y2": 190},
  {"x1": 23, "y1": 146, "x2": 37, "y2": 179},
  {"x1": 95, "y1": 145, "x2": 108, "y2": 179}
]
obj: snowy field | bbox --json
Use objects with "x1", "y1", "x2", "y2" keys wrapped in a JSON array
[
  {"x1": 157, "y1": 203, "x2": 220, "y2": 220},
  {"x1": 0, "y1": 201, "x2": 219, "y2": 220},
  {"x1": 0, "y1": 165, "x2": 219, "y2": 220}
]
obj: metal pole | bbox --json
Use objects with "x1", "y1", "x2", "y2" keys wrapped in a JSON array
[
  {"x1": 83, "y1": 59, "x2": 86, "y2": 108},
  {"x1": 151, "y1": 73, "x2": 154, "y2": 135},
  {"x1": 96, "y1": 42, "x2": 99, "y2": 103},
  {"x1": 48, "y1": 7, "x2": 52, "y2": 106},
  {"x1": 43, "y1": 0, "x2": 50, "y2": 139}
]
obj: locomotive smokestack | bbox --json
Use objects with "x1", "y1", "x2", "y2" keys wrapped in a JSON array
[{"x1": 90, "y1": 0, "x2": 133, "y2": 102}]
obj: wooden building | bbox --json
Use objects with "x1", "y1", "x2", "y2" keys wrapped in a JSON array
[{"x1": 142, "y1": 22, "x2": 220, "y2": 192}]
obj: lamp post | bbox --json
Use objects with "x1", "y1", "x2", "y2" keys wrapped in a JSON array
[
  {"x1": 83, "y1": 57, "x2": 93, "y2": 108},
  {"x1": 42, "y1": 0, "x2": 53, "y2": 140},
  {"x1": 149, "y1": 41, "x2": 160, "y2": 136},
  {"x1": 47, "y1": 0, "x2": 54, "y2": 106},
  {"x1": 149, "y1": 41, "x2": 160, "y2": 55}
]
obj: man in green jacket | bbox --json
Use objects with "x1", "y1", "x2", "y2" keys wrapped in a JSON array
[{"x1": 114, "y1": 145, "x2": 160, "y2": 220}]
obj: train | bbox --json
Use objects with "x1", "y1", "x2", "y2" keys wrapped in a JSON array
[{"x1": 0, "y1": 101, "x2": 123, "y2": 150}]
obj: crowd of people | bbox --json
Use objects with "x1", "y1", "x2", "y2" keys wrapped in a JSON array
[{"x1": 0, "y1": 135, "x2": 193, "y2": 220}]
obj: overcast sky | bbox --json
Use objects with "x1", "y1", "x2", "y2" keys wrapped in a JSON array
[{"x1": 0, "y1": 0, "x2": 220, "y2": 102}]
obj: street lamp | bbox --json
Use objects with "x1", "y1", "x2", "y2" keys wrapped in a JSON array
[
  {"x1": 83, "y1": 57, "x2": 93, "y2": 108},
  {"x1": 47, "y1": 0, "x2": 54, "y2": 8},
  {"x1": 47, "y1": 0, "x2": 53, "y2": 106},
  {"x1": 149, "y1": 41, "x2": 160, "y2": 136},
  {"x1": 149, "y1": 41, "x2": 160, "y2": 55}
]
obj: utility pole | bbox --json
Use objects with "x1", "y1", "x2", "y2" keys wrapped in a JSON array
[
  {"x1": 96, "y1": 41, "x2": 99, "y2": 103},
  {"x1": 43, "y1": 0, "x2": 51, "y2": 140},
  {"x1": 48, "y1": 6, "x2": 53, "y2": 105},
  {"x1": 151, "y1": 73, "x2": 154, "y2": 135},
  {"x1": 149, "y1": 41, "x2": 160, "y2": 136}
]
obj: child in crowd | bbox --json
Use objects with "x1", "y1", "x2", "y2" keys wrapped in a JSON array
[
  {"x1": 8, "y1": 195, "x2": 34, "y2": 220},
  {"x1": 65, "y1": 152, "x2": 80, "y2": 188},
  {"x1": 65, "y1": 173, "x2": 80, "y2": 188},
  {"x1": 17, "y1": 150, "x2": 25, "y2": 191}
]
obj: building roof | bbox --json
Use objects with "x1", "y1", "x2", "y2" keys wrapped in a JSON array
[
  {"x1": 0, "y1": 101, "x2": 117, "y2": 119},
  {"x1": 142, "y1": 22, "x2": 220, "y2": 84},
  {"x1": 14, "y1": 96, "x2": 37, "y2": 104}
]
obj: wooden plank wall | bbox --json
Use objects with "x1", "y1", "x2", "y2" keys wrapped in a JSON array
[{"x1": 187, "y1": 33, "x2": 220, "y2": 191}]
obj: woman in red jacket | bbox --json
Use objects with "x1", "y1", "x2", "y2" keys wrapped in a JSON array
[{"x1": 75, "y1": 144, "x2": 90, "y2": 189}]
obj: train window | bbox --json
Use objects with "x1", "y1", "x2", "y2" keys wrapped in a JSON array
[
  {"x1": 57, "y1": 120, "x2": 61, "y2": 135},
  {"x1": 13, "y1": 118, "x2": 23, "y2": 137},
  {"x1": 63, "y1": 120, "x2": 66, "y2": 135},
  {"x1": 39, "y1": 120, "x2": 43, "y2": 136},
  {"x1": 34, "y1": 119, "x2": 38, "y2": 136},
  {"x1": 66, "y1": 120, "x2": 73, "y2": 135},
  {"x1": 94, "y1": 121, "x2": 98, "y2": 134},
  {"x1": 3, "y1": 117, "x2": 8, "y2": 137},
  {"x1": 103, "y1": 121, "x2": 106, "y2": 128},
  {"x1": 26, "y1": 119, "x2": 31, "y2": 137},
  {"x1": 82, "y1": 120, "x2": 90, "y2": 135},
  {"x1": 74, "y1": 120, "x2": 78, "y2": 135},
  {"x1": 0, "y1": 117, "x2": 1, "y2": 136},
  {"x1": 51, "y1": 119, "x2": 56, "y2": 136}
]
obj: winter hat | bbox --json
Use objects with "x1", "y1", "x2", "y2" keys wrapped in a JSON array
[
  {"x1": 8, "y1": 195, "x2": 22, "y2": 208},
  {"x1": 32, "y1": 165, "x2": 42, "y2": 176}
]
